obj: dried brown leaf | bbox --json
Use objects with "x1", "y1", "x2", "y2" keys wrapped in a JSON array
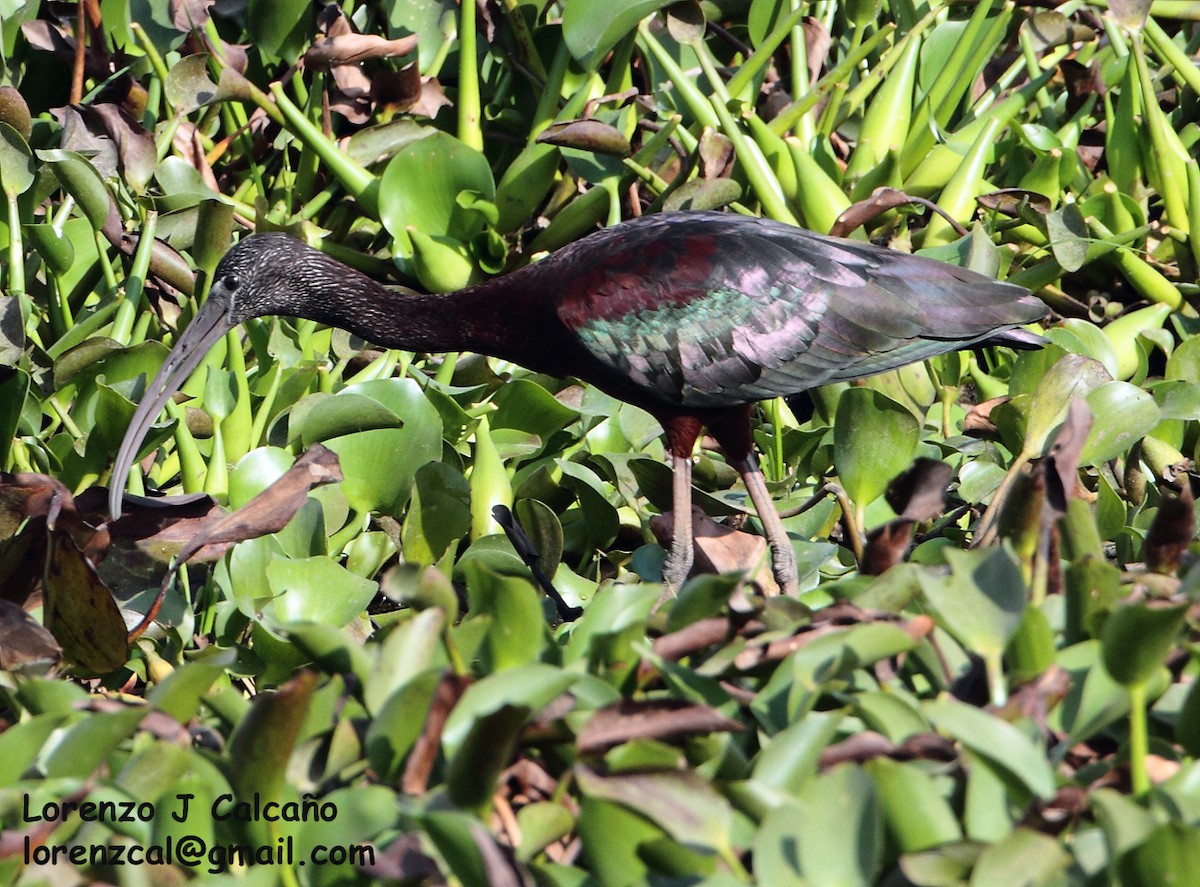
[
  {"x1": 964, "y1": 395, "x2": 1012, "y2": 438},
  {"x1": 887, "y1": 458, "x2": 954, "y2": 522},
  {"x1": 1143, "y1": 485, "x2": 1195, "y2": 575},
  {"x1": 171, "y1": 0, "x2": 214, "y2": 31},
  {"x1": 976, "y1": 188, "x2": 1054, "y2": 218},
  {"x1": 305, "y1": 33, "x2": 419, "y2": 67},
  {"x1": 861, "y1": 519, "x2": 915, "y2": 576},
  {"x1": 576, "y1": 699, "x2": 743, "y2": 756},
  {"x1": 0, "y1": 599, "x2": 61, "y2": 674},
  {"x1": 171, "y1": 445, "x2": 342, "y2": 568},
  {"x1": 403, "y1": 671, "x2": 472, "y2": 795}
]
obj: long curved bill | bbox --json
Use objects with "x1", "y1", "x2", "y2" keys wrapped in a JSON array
[{"x1": 108, "y1": 295, "x2": 237, "y2": 519}]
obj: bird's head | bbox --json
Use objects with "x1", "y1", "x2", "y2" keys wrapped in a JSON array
[
  {"x1": 107, "y1": 233, "x2": 319, "y2": 519},
  {"x1": 208, "y1": 232, "x2": 320, "y2": 323}
]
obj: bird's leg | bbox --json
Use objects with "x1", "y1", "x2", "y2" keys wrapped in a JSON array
[
  {"x1": 661, "y1": 452, "x2": 695, "y2": 593},
  {"x1": 731, "y1": 451, "x2": 798, "y2": 597}
]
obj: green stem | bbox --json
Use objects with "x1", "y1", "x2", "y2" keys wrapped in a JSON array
[
  {"x1": 1129, "y1": 681, "x2": 1150, "y2": 797},
  {"x1": 985, "y1": 650, "x2": 1008, "y2": 707},
  {"x1": 112, "y1": 211, "x2": 157, "y2": 345},
  {"x1": 269, "y1": 83, "x2": 376, "y2": 212},
  {"x1": 458, "y1": 0, "x2": 483, "y2": 151}
]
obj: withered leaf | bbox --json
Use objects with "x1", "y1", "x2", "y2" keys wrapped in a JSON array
[
  {"x1": 0, "y1": 599, "x2": 61, "y2": 674},
  {"x1": 304, "y1": 33, "x2": 420, "y2": 67},
  {"x1": 170, "y1": 445, "x2": 342, "y2": 568},
  {"x1": 831, "y1": 188, "x2": 918, "y2": 237},
  {"x1": 886, "y1": 458, "x2": 953, "y2": 522},
  {"x1": 964, "y1": 395, "x2": 1012, "y2": 438},
  {"x1": 861, "y1": 519, "x2": 916, "y2": 576},
  {"x1": 650, "y1": 507, "x2": 775, "y2": 591},
  {"x1": 126, "y1": 446, "x2": 343, "y2": 640},
  {"x1": 976, "y1": 188, "x2": 1053, "y2": 218},
  {"x1": 171, "y1": 0, "x2": 214, "y2": 31},
  {"x1": 1044, "y1": 398, "x2": 1093, "y2": 514},
  {"x1": 536, "y1": 120, "x2": 631, "y2": 157},
  {"x1": 576, "y1": 699, "x2": 743, "y2": 756},
  {"x1": 1143, "y1": 485, "x2": 1196, "y2": 575},
  {"x1": 43, "y1": 528, "x2": 128, "y2": 673}
]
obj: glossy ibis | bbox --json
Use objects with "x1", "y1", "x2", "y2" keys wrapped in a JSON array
[{"x1": 109, "y1": 211, "x2": 1044, "y2": 595}]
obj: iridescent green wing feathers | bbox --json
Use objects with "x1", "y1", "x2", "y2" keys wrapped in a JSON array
[{"x1": 554, "y1": 213, "x2": 1043, "y2": 410}]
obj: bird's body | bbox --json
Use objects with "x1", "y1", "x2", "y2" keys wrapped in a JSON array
[{"x1": 109, "y1": 212, "x2": 1045, "y2": 597}]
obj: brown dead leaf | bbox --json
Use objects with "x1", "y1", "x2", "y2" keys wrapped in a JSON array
[
  {"x1": 831, "y1": 188, "x2": 917, "y2": 237},
  {"x1": 171, "y1": 445, "x2": 342, "y2": 568},
  {"x1": 887, "y1": 458, "x2": 954, "y2": 522},
  {"x1": 361, "y1": 833, "x2": 440, "y2": 883},
  {"x1": 537, "y1": 120, "x2": 631, "y2": 156},
  {"x1": 698, "y1": 129, "x2": 734, "y2": 179},
  {"x1": 861, "y1": 519, "x2": 915, "y2": 576},
  {"x1": 43, "y1": 524, "x2": 128, "y2": 673},
  {"x1": 976, "y1": 188, "x2": 1054, "y2": 218},
  {"x1": 650, "y1": 507, "x2": 776, "y2": 591},
  {"x1": 403, "y1": 670, "x2": 472, "y2": 795},
  {"x1": 803, "y1": 17, "x2": 831, "y2": 85},
  {"x1": 964, "y1": 395, "x2": 1012, "y2": 438},
  {"x1": 131, "y1": 446, "x2": 343, "y2": 639},
  {"x1": 1143, "y1": 484, "x2": 1195, "y2": 575},
  {"x1": 819, "y1": 731, "x2": 957, "y2": 768},
  {"x1": 305, "y1": 33, "x2": 420, "y2": 67},
  {"x1": 171, "y1": 0, "x2": 214, "y2": 31},
  {"x1": 576, "y1": 699, "x2": 744, "y2": 756},
  {"x1": 0, "y1": 599, "x2": 61, "y2": 674},
  {"x1": 1045, "y1": 398, "x2": 1093, "y2": 514}
]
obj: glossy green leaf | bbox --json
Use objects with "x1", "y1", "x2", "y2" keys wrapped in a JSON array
[
  {"x1": 1101, "y1": 599, "x2": 1187, "y2": 687},
  {"x1": 403, "y1": 461, "x2": 472, "y2": 564},
  {"x1": 869, "y1": 758, "x2": 962, "y2": 851},
  {"x1": 918, "y1": 546, "x2": 1025, "y2": 664},
  {"x1": 379, "y1": 132, "x2": 495, "y2": 257},
  {"x1": 264, "y1": 556, "x2": 379, "y2": 628},
  {"x1": 1079, "y1": 381, "x2": 1161, "y2": 465},
  {"x1": 562, "y1": 0, "x2": 675, "y2": 65},
  {"x1": 834, "y1": 388, "x2": 921, "y2": 506},
  {"x1": 924, "y1": 699, "x2": 1056, "y2": 800}
]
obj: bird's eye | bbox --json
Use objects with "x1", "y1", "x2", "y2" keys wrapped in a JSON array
[{"x1": 222, "y1": 274, "x2": 240, "y2": 291}]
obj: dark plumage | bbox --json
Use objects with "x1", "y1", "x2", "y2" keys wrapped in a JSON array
[{"x1": 109, "y1": 212, "x2": 1045, "y2": 595}]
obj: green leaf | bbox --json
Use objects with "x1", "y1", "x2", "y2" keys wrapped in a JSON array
[
  {"x1": 38, "y1": 149, "x2": 112, "y2": 229},
  {"x1": 1022, "y1": 353, "x2": 1111, "y2": 457},
  {"x1": 441, "y1": 663, "x2": 576, "y2": 758},
  {"x1": 1116, "y1": 823, "x2": 1200, "y2": 886},
  {"x1": 0, "y1": 120, "x2": 34, "y2": 196},
  {"x1": 834, "y1": 388, "x2": 921, "y2": 506},
  {"x1": 264, "y1": 556, "x2": 379, "y2": 628},
  {"x1": 924, "y1": 698, "x2": 1057, "y2": 800},
  {"x1": 562, "y1": 0, "x2": 675, "y2": 65},
  {"x1": 1045, "y1": 203, "x2": 1090, "y2": 272},
  {"x1": 320, "y1": 379, "x2": 443, "y2": 516},
  {"x1": 463, "y1": 560, "x2": 549, "y2": 670},
  {"x1": 380, "y1": 131, "x2": 495, "y2": 257},
  {"x1": 246, "y1": 0, "x2": 314, "y2": 62},
  {"x1": 795, "y1": 764, "x2": 883, "y2": 887},
  {"x1": 43, "y1": 708, "x2": 148, "y2": 779},
  {"x1": 576, "y1": 766, "x2": 734, "y2": 855},
  {"x1": 868, "y1": 758, "x2": 962, "y2": 851},
  {"x1": 1101, "y1": 599, "x2": 1187, "y2": 687},
  {"x1": 403, "y1": 461, "x2": 472, "y2": 564},
  {"x1": 1079, "y1": 381, "x2": 1161, "y2": 465},
  {"x1": 969, "y1": 828, "x2": 1070, "y2": 886},
  {"x1": 918, "y1": 546, "x2": 1026, "y2": 662}
]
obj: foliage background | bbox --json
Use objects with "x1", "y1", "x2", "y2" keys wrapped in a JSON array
[{"x1": 2, "y1": 0, "x2": 1200, "y2": 884}]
